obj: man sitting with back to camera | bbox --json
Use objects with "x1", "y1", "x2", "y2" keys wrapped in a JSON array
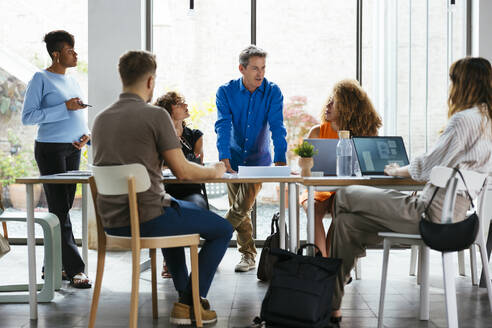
[{"x1": 91, "y1": 50, "x2": 233, "y2": 326}]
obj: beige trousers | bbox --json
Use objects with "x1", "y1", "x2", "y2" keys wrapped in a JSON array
[
  {"x1": 329, "y1": 184, "x2": 470, "y2": 310},
  {"x1": 225, "y1": 183, "x2": 262, "y2": 259},
  {"x1": 329, "y1": 185, "x2": 426, "y2": 310}
]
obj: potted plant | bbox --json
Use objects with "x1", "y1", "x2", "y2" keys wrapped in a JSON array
[{"x1": 293, "y1": 141, "x2": 318, "y2": 177}]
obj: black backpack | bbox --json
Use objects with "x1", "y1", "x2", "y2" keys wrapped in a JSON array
[
  {"x1": 257, "y1": 212, "x2": 287, "y2": 282},
  {"x1": 260, "y1": 244, "x2": 342, "y2": 328}
]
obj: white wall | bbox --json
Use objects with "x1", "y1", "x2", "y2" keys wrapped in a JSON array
[
  {"x1": 87, "y1": 0, "x2": 146, "y2": 248},
  {"x1": 472, "y1": 0, "x2": 492, "y2": 62},
  {"x1": 88, "y1": 0, "x2": 146, "y2": 127}
]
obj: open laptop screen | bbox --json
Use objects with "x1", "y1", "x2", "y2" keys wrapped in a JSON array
[
  {"x1": 352, "y1": 136, "x2": 409, "y2": 175},
  {"x1": 304, "y1": 138, "x2": 357, "y2": 176}
]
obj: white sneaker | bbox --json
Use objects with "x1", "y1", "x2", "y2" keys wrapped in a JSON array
[{"x1": 235, "y1": 255, "x2": 256, "y2": 272}]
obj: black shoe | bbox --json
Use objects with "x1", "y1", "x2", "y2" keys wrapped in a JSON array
[{"x1": 329, "y1": 316, "x2": 342, "y2": 328}]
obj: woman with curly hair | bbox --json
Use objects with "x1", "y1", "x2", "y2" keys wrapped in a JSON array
[
  {"x1": 154, "y1": 91, "x2": 207, "y2": 278},
  {"x1": 300, "y1": 79, "x2": 382, "y2": 257}
]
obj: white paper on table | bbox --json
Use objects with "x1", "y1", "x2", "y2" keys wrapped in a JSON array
[
  {"x1": 222, "y1": 172, "x2": 237, "y2": 179},
  {"x1": 237, "y1": 166, "x2": 291, "y2": 177}
]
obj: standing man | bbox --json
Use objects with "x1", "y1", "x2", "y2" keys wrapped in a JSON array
[
  {"x1": 215, "y1": 45, "x2": 287, "y2": 272},
  {"x1": 92, "y1": 50, "x2": 233, "y2": 325}
]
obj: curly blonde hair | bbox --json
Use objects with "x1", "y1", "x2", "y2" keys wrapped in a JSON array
[{"x1": 321, "y1": 79, "x2": 382, "y2": 136}]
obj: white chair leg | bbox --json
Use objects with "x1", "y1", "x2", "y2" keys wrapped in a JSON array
[
  {"x1": 410, "y1": 245, "x2": 418, "y2": 276},
  {"x1": 470, "y1": 244, "x2": 478, "y2": 286},
  {"x1": 458, "y1": 250, "x2": 466, "y2": 276},
  {"x1": 355, "y1": 258, "x2": 362, "y2": 280},
  {"x1": 417, "y1": 246, "x2": 423, "y2": 285},
  {"x1": 378, "y1": 239, "x2": 391, "y2": 328},
  {"x1": 442, "y1": 252, "x2": 459, "y2": 328},
  {"x1": 478, "y1": 236, "x2": 492, "y2": 312},
  {"x1": 420, "y1": 246, "x2": 430, "y2": 321}
]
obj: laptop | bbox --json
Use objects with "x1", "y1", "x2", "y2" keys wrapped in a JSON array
[
  {"x1": 304, "y1": 139, "x2": 358, "y2": 176},
  {"x1": 352, "y1": 136, "x2": 410, "y2": 178}
]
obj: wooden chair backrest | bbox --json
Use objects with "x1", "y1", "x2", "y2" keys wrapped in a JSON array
[{"x1": 89, "y1": 163, "x2": 151, "y2": 244}]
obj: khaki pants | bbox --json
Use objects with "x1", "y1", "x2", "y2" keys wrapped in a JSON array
[
  {"x1": 329, "y1": 185, "x2": 426, "y2": 310},
  {"x1": 329, "y1": 185, "x2": 470, "y2": 310},
  {"x1": 225, "y1": 183, "x2": 262, "y2": 259}
]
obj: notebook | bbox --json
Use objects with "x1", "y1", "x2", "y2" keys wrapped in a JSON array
[
  {"x1": 352, "y1": 136, "x2": 410, "y2": 177},
  {"x1": 303, "y1": 139, "x2": 358, "y2": 176}
]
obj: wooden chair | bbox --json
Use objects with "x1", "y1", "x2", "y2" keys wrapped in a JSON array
[
  {"x1": 88, "y1": 163, "x2": 202, "y2": 328},
  {"x1": 377, "y1": 167, "x2": 492, "y2": 328}
]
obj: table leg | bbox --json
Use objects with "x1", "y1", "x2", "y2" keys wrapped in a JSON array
[
  {"x1": 82, "y1": 184, "x2": 88, "y2": 274},
  {"x1": 307, "y1": 186, "x2": 315, "y2": 245},
  {"x1": 288, "y1": 183, "x2": 297, "y2": 252},
  {"x1": 279, "y1": 182, "x2": 286, "y2": 249},
  {"x1": 26, "y1": 184, "x2": 38, "y2": 320},
  {"x1": 296, "y1": 184, "x2": 300, "y2": 250}
]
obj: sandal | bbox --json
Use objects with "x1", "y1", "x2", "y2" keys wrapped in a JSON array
[
  {"x1": 70, "y1": 272, "x2": 92, "y2": 289},
  {"x1": 161, "y1": 263, "x2": 172, "y2": 279}
]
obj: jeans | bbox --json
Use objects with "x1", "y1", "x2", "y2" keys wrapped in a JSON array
[{"x1": 106, "y1": 198, "x2": 233, "y2": 297}]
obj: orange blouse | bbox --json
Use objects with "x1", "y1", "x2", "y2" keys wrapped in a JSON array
[{"x1": 300, "y1": 122, "x2": 338, "y2": 204}]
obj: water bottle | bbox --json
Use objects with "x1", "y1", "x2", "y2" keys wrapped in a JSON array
[{"x1": 336, "y1": 130, "x2": 353, "y2": 177}]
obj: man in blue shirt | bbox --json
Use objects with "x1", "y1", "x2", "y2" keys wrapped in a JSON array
[{"x1": 215, "y1": 45, "x2": 287, "y2": 272}]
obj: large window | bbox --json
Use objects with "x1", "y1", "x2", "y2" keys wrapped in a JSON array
[
  {"x1": 153, "y1": 0, "x2": 250, "y2": 162},
  {"x1": 151, "y1": 0, "x2": 468, "y2": 240},
  {"x1": 363, "y1": 0, "x2": 466, "y2": 158},
  {"x1": 0, "y1": 0, "x2": 88, "y2": 238}
]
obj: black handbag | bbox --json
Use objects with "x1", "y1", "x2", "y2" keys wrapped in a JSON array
[
  {"x1": 260, "y1": 244, "x2": 342, "y2": 328},
  {"x1": 257, "y1": 212, "x2": 288, "y2": 282},
  {"x1": 419, "y1": 168, "x2": 480, "y2": 252}
]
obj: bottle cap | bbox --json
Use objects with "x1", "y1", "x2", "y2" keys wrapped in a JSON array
[{"x1": 338, "y1": 130, "x2": 350, "y2": 139}]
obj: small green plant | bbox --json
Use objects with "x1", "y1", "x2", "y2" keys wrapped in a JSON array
[{"x1": 292, "y1": 141, "x2": 318, "y2": 158}]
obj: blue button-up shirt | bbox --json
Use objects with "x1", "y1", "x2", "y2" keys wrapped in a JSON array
[{"x1": 215, "y1": 77, "x2": 287, "y2": 171}]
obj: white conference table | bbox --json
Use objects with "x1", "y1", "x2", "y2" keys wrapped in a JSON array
[
  {"x1": 301, "y1": 177, "x2": 426, "y2": 252},
  {"x1": 162, "y1": 175, "x2": 303, "y2": 252},
  {"x1": 16, "y1": 175, "x2": 90, "y2": 320}
]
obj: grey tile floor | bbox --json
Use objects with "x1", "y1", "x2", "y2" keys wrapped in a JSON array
[{"x1": 1, "y1": 246, "x2": 492, "y2": 327}]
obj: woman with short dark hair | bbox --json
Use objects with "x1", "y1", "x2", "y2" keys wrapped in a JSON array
[{"x1": 21, "y1": 30, "x2": 91, "y2": 288}]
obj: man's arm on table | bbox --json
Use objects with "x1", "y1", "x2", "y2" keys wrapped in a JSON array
[{"x1": 163, "y1": 148, "x2": 226, "y2": 180}]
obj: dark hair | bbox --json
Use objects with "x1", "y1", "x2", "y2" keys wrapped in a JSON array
[
  {"x1": 154, "y1": 91, "x2": 187, "y2": 127},
  {"x1": 239, "y1": 45, "x2": 267, "y2": 68},
  {"x1": 118, "y1": 50, "x2": 157, "y2": 87},
  {"x1": 43, "y1": 30, "x2": 75, "y2": 59}
]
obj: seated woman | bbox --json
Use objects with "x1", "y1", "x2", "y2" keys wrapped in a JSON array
[
  {"x1": 328, "y1": 57, "x2": 492, "y2": 327},
  {"x1": 154, "y1": 91, "x2": 207, "y2": 278},
  {"x1": 300, "y1": 79, "x2": 382, "y2": 257}
]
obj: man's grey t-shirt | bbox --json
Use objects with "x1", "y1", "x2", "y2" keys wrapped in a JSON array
[{"x1": 92, "y1": 93, "x2": 180, "y2": 228}]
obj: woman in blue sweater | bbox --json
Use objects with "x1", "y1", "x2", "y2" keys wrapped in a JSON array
[{"x1": 22, "y1": 30, "x2": 91, "y2": 288}]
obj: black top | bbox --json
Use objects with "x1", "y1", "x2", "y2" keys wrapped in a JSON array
[{"x1": 165, "y1": 126, "x2": 204, "y2": 199}]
